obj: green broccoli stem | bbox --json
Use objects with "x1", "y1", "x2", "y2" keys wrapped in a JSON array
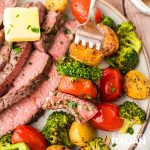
[
  {"x1": 119, "y1": 119, "x2": 135, "y2": 134},
  {"x1": 60, "y1": 129, "x2": 72, "y2": 147}
]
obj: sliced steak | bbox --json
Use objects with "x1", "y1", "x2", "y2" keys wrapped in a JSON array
[
  {"x1": 42, "y1": 91, "x2": 98, "y2": 123},
  {"x1": 0, "y1": 29, "x2": 4, "y2": 47},
  {"x1": 0, "y1": 42, "x2": 32, "y2": 96},
  {"x1": 42, "y1": 11, "x2": 63, "y2": 34},
  {"x1": 48, "y1": 20, "x2": 79, "y2": 61},
  {"x1": 23, "y1": 2, "x2": 46, "y2": 25},
  {"x1": 0, "y1": 44, "x2": 10, "y2": 70},
  {"x1": 0, "y1": 50, "x2": 50, "y2": 113},
  {"x1": 33, "y1": 33, "x2": 54, "y2": 53},
  {"x1": 0, "y1": 0, "x2": 17, "y2": 26},
  {"x1": 33, "y1": 11, "x2": 64, "y2": 53},
  {"x1": 0, "y1": 63, "x2": 60, "y2": 137}
]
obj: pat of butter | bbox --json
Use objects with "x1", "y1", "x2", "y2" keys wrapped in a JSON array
[{"x1": 3, "y1": 7, "x2": 41, "y2": 42}]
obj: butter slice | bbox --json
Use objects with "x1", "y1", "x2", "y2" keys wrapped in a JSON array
[{"x1": 3, "y1": 7, "x2": 41, "y2": 42}]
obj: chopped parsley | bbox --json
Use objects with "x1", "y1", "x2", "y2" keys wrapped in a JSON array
[
  {"x1": 7, "y1": 28, "x2": 11, "y2": 35},
  {"x1": 68, "y1": 101, "x2": 78, "y2": 109},
  {"x1": 31, "y1": 27, "x2": 40, "y2": 33},
  {"x1": 27, "y1": 26, "x2": 40, "y2": 33},
  {"x1": 85, "y1": 106, "x2": 89, "y2": 111},
  {"x1": 10, "y1": 43, "x2": 22, "y2": 54},
  {"x1": 27, "y1": 25, "x2": 31, "y2": 29},
  {"x1": 127, "y1": 127, "x2": 134, "y2": 135},
  {"x1": 63, "y1": 27, "x2": 71, "y2": 34},
  {"x1": 63, "y1": 14, "x2": 68, "y2": 22},
  {"x1": 112, "y1": 87, "x2": 116, "y2": 92},
  {"x1": 112, "y1": 143, "x2": 117, "y2": 147},
  {"x1": 16, "y1": 14, "x2": 20, "y2": 18}
]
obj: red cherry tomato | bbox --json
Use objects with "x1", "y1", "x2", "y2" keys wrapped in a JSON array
[
  {"x1": 11, "y1": 125, "x2": 47, "y2": 150},
  {"x1": 90, "y1": 103, "x2": 124, "y2": 131},
  {"x1": 70, "y1": 0, "x2": 102, "y2": 23},
  {"x1": 58, "y1": 76, "x2": 97, "y2": 99},
  {"x1": 99, "y1": 67, "x2": 123, "y2": 102}
]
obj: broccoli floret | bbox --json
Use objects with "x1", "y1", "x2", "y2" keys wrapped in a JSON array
[
  {"x1": 106, "y1": 21, "x2": 141, "y2": 74},
  {"x1": 116, "y1": 21, "x2": 142, "y2": 53},
  {"x1": 0, "y1": 133, "x2": 12, "y2": 146},
  {"x1": 56, "y1": 56, "x2": 103, "y2": 82},
  {"x1": 83, "y1": 137, "x2": 110, "y2": 150},
  {"x1": 42, "y1": 111, "x2": 75, "y2": 147},
  {"x1": 101, "y1": 16, "x2": 116, "y2": 30},
  {"x1": 0, "y1": 142, "x2": 30, "y2": 150},
  {"x1": 119, "y1": 101, "x2": 146, "y2": 134},
  {"x1": 106, "y1": 46, "x2": 138, "y2": 74}
]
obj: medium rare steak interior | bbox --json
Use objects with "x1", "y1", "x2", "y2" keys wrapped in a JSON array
[
  {"x1": 42, "y1": 91, "x2": 98, "y2": 123},
  {"x1": 0, "y1": 63, "x2": 60, "y2": 137},
  {"x1": 0, "y1": 42, "x2": 32, "y2": 96},
  {"x1": 0, "y1": 50, "x2": 50, "y2": 113},
  {"x1": 49, "y1": 19, "x2": 79, "y2": 60}
]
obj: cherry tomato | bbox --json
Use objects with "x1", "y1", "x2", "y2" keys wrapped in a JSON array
[
  {"x1": 90, "y1": 103, "x2": 124, "y2": 131},
  {"x1": 58, "y1": 76, "x2": 97, "y2": 99},
  {"x1": 99, "y1": 67, "x2": 123, "y2": 102},
  {"x1": 11, "y1": 125, "x2": 47, "y2": 150},
  {"x1": 70, "y1": 0, "x2": 102, "y2": 23}
]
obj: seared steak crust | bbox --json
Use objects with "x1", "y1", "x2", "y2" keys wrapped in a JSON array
[{"x1": 0, "y1": 44, "x2": 10, "y2": 70}]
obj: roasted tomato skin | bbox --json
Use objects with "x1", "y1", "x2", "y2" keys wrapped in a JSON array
[
  {"x1": 70, "y1": 0, "x2": 102, "y2": 23},
  {"x1": 90, "y1": 103, "x2": 124, "y2": 131},
  {"x1": 99, "y1": 67, "x2": 123, "y2": 102},
  {"x1": 58, "y1": 76, "x2": 97, "y2": 99},
  {"x1": 11, "y1": 125, "x2": 47, "y2": 150}
]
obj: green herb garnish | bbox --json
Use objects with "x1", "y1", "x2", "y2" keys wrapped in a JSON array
[
  {"x1": 10, "y1": 43, "x2": 22, "y2": 54},
  {"x1": 16, "y1": 14, "x2": 19, "y2": 18},
  {"x1": 63, "y1": 14, "x2": 68, "y2": 22},
  {"x1": 7, "y1": 28, "x2": 11, "y2": 35},
  {"x1": 31, "y1": 27, "x2": 40, "y2": 33},
  {"x1": 63, "y1": 27, "x2": 71, "y2": 34},
  {"x1": 85, "y1": 106, "x2": 89, "y2": 111},
  {"x1": 27, "y1": 25, "x2": 31, "y2": 29},
  {"x1": 127, "y1": 127, "x2": 134, "y2": 135},
  {"x1": 68, "y1": 101, "x2": 78, "y2": 109},
  {"x1": 112, "y1": 87, "x2": 116, "y2": 92},
  {"x1": 112, "y1": 143, "x2": 117, "y2": 147}
]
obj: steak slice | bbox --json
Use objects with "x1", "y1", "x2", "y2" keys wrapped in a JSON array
[
  {"x1": 42, "y1": 11, "x2": 63, "y2": 34},
  {"x1": 23, "y1": 2, "x2": 46, "y2": 25},
  {"x1": 0, "y1": 42, "x2": 32, "y2": 96},
  {"x1": 0, "y1": 63, "x2": 60, "y2": 137},
  {"x1": 33, "y1": 33, "x2": 54, "y2": 53},
  {"x1": 0, "y1": 0, "x2": 17, "y2": 26},
  {"x1": 42, "y1": 91, "x2": 98, "y2": 123},
  {"x1": 0, "y1": 29, "x2": 4, "y2": 47},
  {"x1": 0, "y1": 44, "x2": 10, "y2": 70},
  {"x1": 0, "y1": 50, "x2": 50, "y2": 113},
  {"x1": 48, "y1": 20, "x2": 79, "y2": 61},
  {"x1": 33, "y1": 11, "x2": 64, "y2": 53}
]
